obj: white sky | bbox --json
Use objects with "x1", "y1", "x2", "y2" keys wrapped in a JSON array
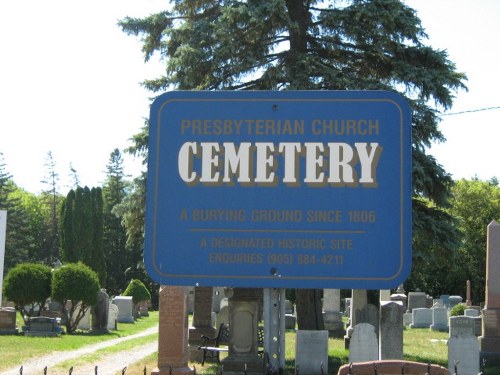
[{"x1": 0, "y1": 0, "x2": 499, "y2": 194}]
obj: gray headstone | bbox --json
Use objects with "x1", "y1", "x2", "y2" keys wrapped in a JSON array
[
  {"x1": 107, "y1": 303, "x2": 119, "y2": 330},
  {"x1": 285, "y1": 299, "x2": 294, "y2": 314},
  {"x1": 359, "y1": 304, "x2": 379, "y2": 337},
  {"x1": 379, "y1": 301, "x2": 403, "y2": 360},
  {"x1": 323, "y1": 311, "x2": 345, "y2": 338},
  {"x1": 215, "y1": 305, "x2": 229, "y2": 327},
  {"x1": 448, "y1": 295, "x2": 463, "y2": 309},
  {"x1": 0, "y1": 307, "x2": 18, "y2": 334},
  {"x1": 92, "y1": 289, "x2": 110, "y2": 331},
  {"x1": 295, "y1": 330, "x2": 328, "y2": 374},
  {"x1": 25, "y1": 316, "x2": 61, "y2": 336},
  {"x1": 410, "y1": 308, "x2": 432, "y2": 328},
  {"x1": 323, "y1": 289, "x2": 340, "y2": 313},
  {"x1": 440, "y1": 295, "x2": 450, "y2": 308},
  {"x1": 112, "y1": 296, "x2": 134, "y2": 323},
  {"x1": 450, "y1": 316, "x2": 476, "y2": 337},
  {"x1": 464, "y1": 308, "x2": 480, "y2": 317},
  {"x1": 448, "y1": 335, "x2": 480, "y2": 375},
  {"x1": 403, "y1": 312, "x2": 412, "y2": 327},
  {"x1": 407, "y1": 292, "x2": 427, "y2": 312},
  {"x1": 430, "y1": 307, "x2": 449, "y2": 332},
  {"x1": 349, "y1": 323, "x2": 378, "y2": 363}
]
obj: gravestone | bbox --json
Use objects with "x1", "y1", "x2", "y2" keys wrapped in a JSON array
[
  {"x1": 449, "y1": 316, "x2": 475, "y2": 337},
  {"x1": 323, "y1": 289, "x2": 340, "y2": 312},
  {"x1": 221, "y1": 288, "x2": 263, "y2": 375},
  {"x1": 216, "y1": 305, "x2": 229, "y2": 328},
  {"x1": 448, "y1": 295, "x2": 463, "y2": 309},
  {"x1": 152, "y1": 285, "x2": 194, "y2": 375},
  {"x1": 107, "y1": 303, "x2": 119, "y2": 330},
  {"x1": 92, "y1": 289, "x2": 110, "y2": 332},
  {"x1": 295, "y1": 330, "x2": 328, "y2": 374},
  {"x1": 409, "y1": 308, "x2": 432, "y2": 328},
  {"x1": 403, "y1": 312, "x2": 412, "y2": 327},
  {"x1": 323, "y1": 289, "x2": 344, "y2": 337},
  {"x1": 76, "y1": 307, "x2": 91, "y2": 330},
  {"x1": 449, "y1": 317, "x2": 479, "y2": 375},
  {"x1": 379, "y1": 289, "x2": 391, "y2": 302},
  {"x1": 112, "y1": 296, "x2": 134, "y2": 323},
  {"x1": 407, "y1": 292, "x2": 426, "y2": 312},
  {"x1": 448, "y1": 335, "x2": 480, "y2": 375},
  {"x1": 24, "y1": 316, "x2": 62, "y2": 336},
  {"x1": 379, "y1": 301, "x2": 403, "y2": 360},
  {"x1": 345, "y1": 289, "x2": 367, "y2": 348},
  {"x1": 430, "y1": 306, "x2": 449, "y2": 332},
  {"x1": 359, "y1": 304, "x2": 379, "y2": 338},
  {"x1": 212, "y1": 287, "x2": 225, "y2": 313},
  {"x1": 0, "y1": 307, "x2": 18, "y2": 334},
  {"x1": 188, "y1": 286, "x2": 216, "y2": 362},
  {"x1": 323, "y1": 311, "x2": 344, "y2": 338},
  {"x1": 348, "y1": 323, "x2": 378, "y2": 363},
  {"x1": 480, "y1": 220, "x2": 500, "y2": 367},
  {"x1": 465, "y1": 308, "x2": 480, "y2": 317},
  {"x1": 440, "y1": 295, "x2": 451, "y2": 309}
]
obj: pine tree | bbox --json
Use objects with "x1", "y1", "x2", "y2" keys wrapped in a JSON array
[
  {"x1": 102, "y1": 149, "x2": 129, "y2": 295},
  {"x1": 120, "y1": 0, "x2": 467, "y2": 327}
]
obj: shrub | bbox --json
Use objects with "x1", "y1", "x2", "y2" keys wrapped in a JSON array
[
  {"x1": 123, "y1": 279, "x2": 151, "y2": 305},
  {"x1": 3, "y1": 263, "x2": 52, "y2": 324},
  {"x1": 449, "y1": 303, "x2": 467, "y2": 317},
  {"x1": 51, "y1": 262, "x2": 100, "y2": 333}
]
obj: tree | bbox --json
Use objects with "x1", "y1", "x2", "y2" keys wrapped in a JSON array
[
  {"x1": 102, "y1": 149, "x2": 129, "y2": 296},
  {"x1": 40, "y1": 151, "x2": 61, "y2": 264},
  {"x1": 448, "y1": 178, "x2": 500, "y2": 303},
  {"x1": 119, "y1": 0, "x2": 466, "y2": 327},
  {"x1": 0, "y1": 152, "x2": 31, "y2": 271},
  {"x1": 3, "y1": 263, "x2": 52, "y2": 324},
  {"x1": 51, "y1": 262, "x2": 100, "y2": 334},
  {"x1": 60, "y1": 186, "x2": 107, "y2": 285}
]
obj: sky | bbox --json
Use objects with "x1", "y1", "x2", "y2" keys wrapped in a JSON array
[{"x1": 0, "y1": 0, "x2": 499, "y2": 194}]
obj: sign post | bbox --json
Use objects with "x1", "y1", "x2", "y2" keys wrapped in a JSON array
[{"x1": 145, "y1": 90, "x2": 411, "y2": 290}]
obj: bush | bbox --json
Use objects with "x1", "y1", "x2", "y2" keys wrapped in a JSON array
[
  {"x1": 449, "y1": 303, "x2": 467, "y2": 316},
  {"x1": 3, "y1": 263, "x2": 52, "y2": 324},
  {"x1": 52, "y1": 262, "x2": 100, "y2": 333},
  {"x1": 123, "y1": 279, "x2": 151, "y2": 305}
]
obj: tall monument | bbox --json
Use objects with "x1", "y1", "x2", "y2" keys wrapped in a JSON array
[{"x1": 479, "y1": 221, "x2": 500, "y2": 367}]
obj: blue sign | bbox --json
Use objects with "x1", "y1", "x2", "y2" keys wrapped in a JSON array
[{"x1": 145, "y1": 90, "x2": 412, "y2": 288}]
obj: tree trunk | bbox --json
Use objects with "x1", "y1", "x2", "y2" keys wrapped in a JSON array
[{"x1": 295, "y1": 289, "x2": 324, "y2": 330}]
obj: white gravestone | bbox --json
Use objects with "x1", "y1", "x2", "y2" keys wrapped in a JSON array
[
  {"x1": 108, "y1": 303, "x2": 119, "y2": 330},
  {"x1": 112, "y1": 296, "x2": 134, "y2": 323},
  {"x1": 349, "y1": 323, "x2": 378, "y2": 363},
  {"x1": 295, "y1": 330, "x2": 329, "y2": 374},
  {"x1": 410, "y1": 308, "x2": 432, "y2": 328}
]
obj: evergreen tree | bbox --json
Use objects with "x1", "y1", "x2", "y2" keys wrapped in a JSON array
[
  {"x1": 120, "y1": 0, "x2": 466, "y2": 327},
  {"x1": 40, "y1": 151, "x2": 61, "y2": 264},
  {"x1": 60, "y1": 186, "x2": 106, "y2": 285},
  {"x1": 0, "y1": 152, "x2": 31, "y2": 272},
  {"x1": 102, "y1": 148, "x2": 130, "y2": 295}
]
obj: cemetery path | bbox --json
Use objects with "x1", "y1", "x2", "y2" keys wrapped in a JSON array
[{"x1": 0, "y1": 326, "x2": 158, "y2": 375}]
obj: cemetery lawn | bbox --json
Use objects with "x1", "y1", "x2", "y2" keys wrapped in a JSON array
[
  {"x1": 0, "y1": 311, "x2": 159, "y2": 372},
  {"x1": 124, "y1": 327, "x2": 450, "y2": 375}
]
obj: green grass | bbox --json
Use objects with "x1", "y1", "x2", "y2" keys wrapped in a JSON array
[
  {"x1": 3, "y1": 314, "x2": 495, "y2": 375},
  {"x1": 0, "y1": 311, "x2": 159, "y2": 371}
]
